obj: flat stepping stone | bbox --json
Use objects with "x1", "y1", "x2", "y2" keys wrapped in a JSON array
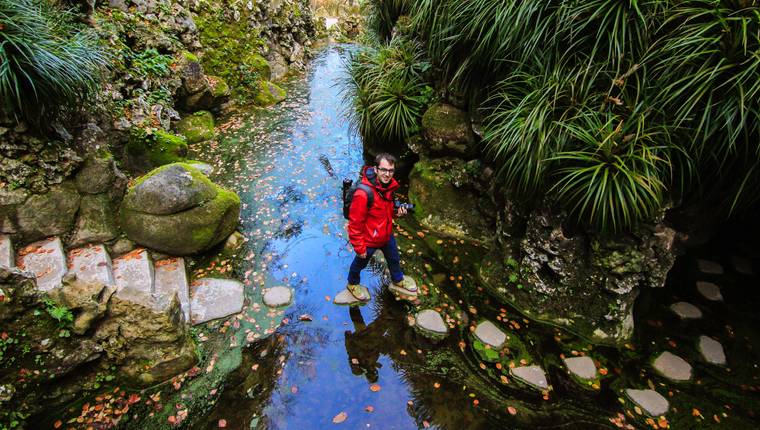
[
  {"x1": 388, "y1": 275, "x2": 418, "y2": 298},
  {"x1": 415, "y1": 309, "x2": 448, "y2": 337},
  {"x1": 190, "y1": 278, "x2": 244, "y2": 324},
  {"x1": 698, "y1": 335, "x2": 726, "y2": 365},
  {"x1": 697, "y1": 259, "x2": 723, "y2": 275},
  {"x1": 67, "y1": 244, "x2": 114, "y2": 286},
  {"x1": 16, "y1": 237, "x2": 67, "y2": 292},
  {"x1": 0, "y1": 234, "x2": 12, "y2": 268},
  {"x1": 510, "y1": 365, "x2": 549, "y2": 390},
  {"x1": 670, "y1": 302, "x2": 702, "y2": 320},
  {"x1": 154, "y1": 257, "x2": 191, "y2": 323},
  {"x1": 563, "y1": 356, "x2": 597, "y2": 380},
  {"x1": 653, "y1": 351, "x2": 692, "y2": 381},
  {"x1": 625, "y1": 389, "x2": 669, "y2": 416},
  {"x1": 696, "y1": 281, "x2": 723, "y2": 301},
  {"x1": 474, "y1": 320, "x2": 507, "y2": 349},
  {"x1": 112, "y1": 248, "x2": 154, "y2": 296},
  {"x1": 263, "y1": 286, "x2": 293, "y2": 308},
  {"x1": 333, "y1": 286, "x2": 370, "y2": 306},
  {"x1": 731, "y1": 256, "x2": 753, "y2": 275}
]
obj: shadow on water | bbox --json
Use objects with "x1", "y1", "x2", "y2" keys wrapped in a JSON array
[{"x1": 184, "y1": 45, "x2": 760, "y2": 430}]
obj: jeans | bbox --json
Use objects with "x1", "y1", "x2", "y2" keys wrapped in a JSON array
[{"x1": 347, "y1": 234, "x2": 404, "y2": 285}]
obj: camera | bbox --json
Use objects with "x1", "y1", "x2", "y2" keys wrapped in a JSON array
[{"x1": 394, "y1": 200, "x2": 415, "y2": 212}]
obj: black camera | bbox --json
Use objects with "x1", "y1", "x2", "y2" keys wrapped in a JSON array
[{"x1": 394, "y1": 200, "x2": 415, "y2": 212}]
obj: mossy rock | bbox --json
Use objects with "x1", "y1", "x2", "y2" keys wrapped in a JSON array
[
  {"x1": 208, "y1": 76, "x2": 230, "y2": 99},
  {"x1": 174, "y1": 111, "x2": 215, "y2": 144},
  {"x1": 421, "y1": 103, "x2": 475, "y2": 156},
  {"x1": 120, "y1": 163, "x2": 241, "y2": 255},
  {"x1": 254, "y1": 80, "x2": 287, "y2": 106},
  {"x1": 125, "y1": 128, "x2": 189, "y2": 171},
  {"x1": 243, "y1": 53, "x2": 272, "y2": 81}
]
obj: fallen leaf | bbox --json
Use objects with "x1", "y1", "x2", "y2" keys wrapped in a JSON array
[
  {"x1": 365, "y1": 405, "x2": 374, "y2": 412},
  {"x1": 332, "y1": 412, "x2": 348, "y2": 424},
  {"x1": 218, "y1": 419, "x2": 227, "y2": 427},
  {"x1": 369, "y1": 384, "x2": 381, "y2": 392},
  {"x1": 507, "y1": 406, "x2": 517, "y2": 415}
]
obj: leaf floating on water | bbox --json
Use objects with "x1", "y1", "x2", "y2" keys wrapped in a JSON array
[
  {"x1": 365, "y1": 405, "x2": 374, "y2": 412},
  {"x1": 369, "y1": 384, "x2": 381, "y2": 392},
  {"x1": 332, "y1": 412, "x2": 348, "y2": 424}
]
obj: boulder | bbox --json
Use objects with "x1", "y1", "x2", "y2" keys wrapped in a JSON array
[
  {"x1": 174, "y1": 111, "x2": 215, "y2": 144},
  {"x1": 69, "y1": 194, "x2": 119, "y2": 247},
  {"x1": 408, "y1": 158, "x2": 492, "y2": 243},
  {"x1": 420, "y1": 103, "x2": 475, "y2": 157},
  {"x1": 125, "y1": 129, "x2": 189, "y2": 171},
  {"x1": 15, "y1": 181, "x2": 80, "y2": 244},
  {"x1": 120, "y1": 163, "x2": 240, "y2": 255},
  {"x1": 254, "y1": 80, "x2": 287, "y2": 106}
]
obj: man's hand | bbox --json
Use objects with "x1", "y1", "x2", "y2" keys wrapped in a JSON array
[{"x1": 397, "y1": 206, "x2": 408, "y2": 217}]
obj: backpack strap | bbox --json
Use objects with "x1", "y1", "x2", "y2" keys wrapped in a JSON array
[{"x1": 355, "y1": 183, "x2": 374, "y2": 209}]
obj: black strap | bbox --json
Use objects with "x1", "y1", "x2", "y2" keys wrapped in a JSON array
[{"x1": 355, "y1": 183, "x2": 374, "y2": 208}]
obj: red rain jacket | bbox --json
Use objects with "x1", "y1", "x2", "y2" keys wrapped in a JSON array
[{"x1": 347, "y1": 166, "x2": 399, "y2": 255}]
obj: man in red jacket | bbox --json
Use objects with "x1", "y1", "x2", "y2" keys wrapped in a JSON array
[{"x1": 346, "y1": 153, "x2": 417, "y2": 301}]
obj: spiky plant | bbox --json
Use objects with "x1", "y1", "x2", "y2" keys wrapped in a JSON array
[{"x1": 0, "y1": 0, "x2": 109, "y2": 125}]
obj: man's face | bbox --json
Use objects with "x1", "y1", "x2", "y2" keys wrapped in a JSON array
[{"x1": 376, "y1": 159, "x2": 395, "y2": 185}]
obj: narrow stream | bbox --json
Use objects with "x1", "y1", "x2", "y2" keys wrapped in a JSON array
[{"x1": 174, "y1": 45, "x2": 760, "y2": 430}]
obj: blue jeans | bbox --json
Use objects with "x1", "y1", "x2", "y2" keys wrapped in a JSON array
[{"x1": 347, "y1": 234, "x2": 404, "y2": 285}]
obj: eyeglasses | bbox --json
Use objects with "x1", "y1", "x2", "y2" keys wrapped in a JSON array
[{"x1": 377, "y1": 167, "x2": 395, "y2": 174}]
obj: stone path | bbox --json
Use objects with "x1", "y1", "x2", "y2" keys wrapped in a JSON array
[
  {"x1": 625, "y1": 389, "x2": 669, "y2": 416},
  {"x1": 333, "y1": 285, "x2": 370, "y2": 306},
  {"x1": 670, "y1": 302, "x2": 702, "y2": 320},
  {"x1": 263, "y1": 286, "x2": 293, "y2": 308},
  {"x1": 653, "y1": 351, "x2": 692, "y2": 381},
  {"x1": 155, "y1": 257, "x2": 192, "y2": 322},
  {"x1": 696, "y1": 281, "x2": 723, "y2": 301},
  {"x1": 563, "y1": 356, "x2": 597, "y2": 380},
  {"x1": 189, "y1": 278, "x2": 244, "y2": 324},
  {"x1": 388, "y1": 275, "x2": 419, "y2": 298},
  {"x1": 511, "y1": 365, "x2": 549, "y2": 390},
  {"x1": 474, "y1": 320, "x2": 507, "y2": 349},
  {"x1": 415, "y1": 309, "x2": 448, "y2": 338},
  {"x1": 697, "y1": 259, "x2": 724, "y2": 274},
  {"x1": 16, "y1": 237, "x2": 67, "y2": 292},
  {"x1": 698, "y1": 335, "x2": 726, "y2": 365},
  {"x1": 67, "y1": 244, "x2": 114, "y2": 287}
]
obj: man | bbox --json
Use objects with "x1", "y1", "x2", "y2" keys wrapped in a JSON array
[{"x1": 346, "y1": 153, "x2": 417, "y2": 301}]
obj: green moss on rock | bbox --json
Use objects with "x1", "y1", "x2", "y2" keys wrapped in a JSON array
[
  {"x1": 254, "y1": 80, "x2": 287, "y2": 106},
  {"x1": 175, "y1": 111, "x2": 215, "y2": 144},
  {"x1": 126, "y1": 128, "x2": 189, "y2": 170}
]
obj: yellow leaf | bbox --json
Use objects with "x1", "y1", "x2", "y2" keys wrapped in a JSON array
[{"x1": 332, "y1": 412, "x2": 348, "y2": 424}]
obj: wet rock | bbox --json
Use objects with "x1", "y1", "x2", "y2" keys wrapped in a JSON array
[
  {"x1": 263, "y1": 286, "x2": 293, "y2": 308},
  {"x1": 510, "y1": 365, "x2": 549, "y2": 390},
  {"x1": 698, "y1": 335, "x2": 726, "y2": 365},
  {"x1": 189, "y1": 278, "x2": 245, "y2": 324},
  {"x1": 154, "y1": 257, "x2": 191, "y2": 323},
  {"x1": 120, "y1": 163, "x2": 240, "y2": 255},
  {"x1": 0, "y1": 266, "x2": 40, "y2": 320},
  {"x1": 69, "y1": 194, "x2": 119, "y2": 247},
  {"x1": 254, "y1": 80, "x2": 287, "y2": 106},
  {"x1": 652, "y1": 351, "x2": 692, "y2": 381},
  {"x1": 414, "y1": 309, "x2": 448, "y2": 338},
  {"x1": 474, "y1": 320, "x2": 506, "y2": 349},
  {"x1": 16, "y1": 237, "x2": 67, "y2": 292},
  {"x1": 625, "y1": 389, "x2": 669, "y2": 417},
  {"x1": 49, "y1": 339, "x2": 103, "y2": 376},
  {"x1": 50, "y1": 274, "x2": 115, "y2": 335},
  {"x1": 670, "y1": 302, "x2": 702, "y2": 320},
  {"x1": 174, "y1": 111, "x2": 215, "y2": 144},
  {"x1": 563, "y1": 356, "x2": 597, "y2": 380},
  {"x1": 223, "y1": 231, "x2": 245, "y2": 251},
  {"x1": 697, "y1": 259, "x2": 723, "y2": 274},
  {"x1": 333, "y1": 286, "x2": 370, "y2": 306},
  {"x1": 16, "y1": 181, "x2": 80, "y2": 244},
  {"x1": 696, "y1": 281, "x2": 723, "y2": 301},
  {"x1": 420, "y1": 103, "x2": 475, "y2": 157}
]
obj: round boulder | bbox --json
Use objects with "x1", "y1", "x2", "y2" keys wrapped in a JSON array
[{"x1": 120, "y1": 163, "x2": 240, "y2": 255}]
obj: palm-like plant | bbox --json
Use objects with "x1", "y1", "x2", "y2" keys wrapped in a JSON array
[{"x1": 0, "y1": 0, "x2": 109, "y2": 125}]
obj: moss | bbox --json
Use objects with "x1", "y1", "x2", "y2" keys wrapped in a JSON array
[
  {"x1": 208, "y1": 76, "x2": 230, "y2": 98},
  {"x1": 243, "y1": 53, "x2": 272, "y2": 81},
  {"x1": 174, "y1": 111, "x2": 215, "y2": 144},
  {"x1": 182, "y1": 51, "x2": 199, "y2": 62},
  {"x1": 253, "y1": 80, "x2": 287, "y2": 106},
  {"x1": 126, "y1": 128, "x2": 189, "y2": 169}
]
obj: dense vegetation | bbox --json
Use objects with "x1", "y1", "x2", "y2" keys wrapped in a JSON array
[
  {"x1": 0, "y1": 0, "x2": 109, "y2": 125},
  {"x1": 354, "y1": 0, "x2": 760, "y2": 233}
]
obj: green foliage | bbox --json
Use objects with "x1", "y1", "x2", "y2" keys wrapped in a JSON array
[
  {"x1": 0, "y1": 0, "x2": 109, "y2": 125},
  {"x1": 343, "y1": 36, "x2": 433, "y2": 146},
  {"x1": 43, "y1": 298, "x2": 73, "y2": 328},
  {"x1": 363, "y1": 0, "x2": 760, "y2": 233},
  {"x1": 363, "y1": 0, "x2": 410, "y2": 42},
  {"x1": 129, "y1": 48, "x2": 172, "y2": 79}
]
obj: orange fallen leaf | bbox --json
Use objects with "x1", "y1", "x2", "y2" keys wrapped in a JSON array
[
  {"x1": 218, "y1": 419, "x2": 227, "y2": 427},
  {"x1": 369, "y1": 384, "x2": 381, "y2": 392},
  {"x1": 365, "y1": 405, "x2": 374, "y2": 412},
  {"x1": 332, "y1": 412, "x2": 348, "y2": 424},
  {"x1": 507, "y1": 406, "x2": 517, "y2": 415},
  {"x1": 54, "y1": 420, "x2": 62, "y2": 429},
  {"x1": 433, "y1": 382, "x2": 441, "y2": 389}
]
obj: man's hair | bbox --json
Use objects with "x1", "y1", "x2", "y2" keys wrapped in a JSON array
[{"x1": 375, "y1": 153, "x2": 396, "y2": 165}]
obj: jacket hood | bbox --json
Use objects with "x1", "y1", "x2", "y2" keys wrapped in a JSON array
[{"x1": 361, "y1": 165, "x2": 399, "y2": 193}]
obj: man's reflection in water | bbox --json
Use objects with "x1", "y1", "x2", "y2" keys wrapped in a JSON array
[{"x1": 344, "y1": 306, "x2": 382, "y2": 383}]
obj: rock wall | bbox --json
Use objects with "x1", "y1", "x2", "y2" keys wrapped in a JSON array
[{"x1": 407, "y1": 102, "x2": 677, "y2": 346}]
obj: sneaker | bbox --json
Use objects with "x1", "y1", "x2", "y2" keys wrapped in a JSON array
[
  {"x1": 392, "y1": 279, "x2": 417, "y2": 293},
  {"x1": 347, "y1": 283, "x2": 370, "y2": 302}
]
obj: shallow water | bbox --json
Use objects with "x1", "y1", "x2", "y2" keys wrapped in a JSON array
[{"x1": 116, "y1": 45, "x2": 760, "y2": 429}]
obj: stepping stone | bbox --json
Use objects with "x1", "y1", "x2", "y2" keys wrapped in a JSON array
[
  {"x1": 16, "y1": 237, "x2": 67, "y2": 292},
  {"x1": 415, "y1": 309, "x2": 448, "y2": 337},
  {"x1": 510, "y1": 365, "x2": 549, "y2": 390},
  {"x1": 474, "y1": 320, "x2": 506, "y2": 349},
  {"x1": 0, "y1": 234, "x2": 12, "y2": 268},
  {"x1": 263, "y1": 286, "x2": 293, "y2": 308},
  {"x1": 333, "y1": 286, "x2": 370, "y2": 306},
  {"x1": 697, "y1": 259, "x2": 723, "y2": 275},
  {"x1": 189, "y1": 278, "x2": 244, "y2": 324},
  {"x1": 563, "y1": 356, "x2": 597, "y2": 380},
  {"x1": 653, "y1": 351, "x2": 692, "y2": 381},
  {"x1": 154, "y1": 257, "x2": 191, "y2": 323},
  {"x1": 670, "y1": 302, "x2": 702, "y2": 320},
  {"x1": 112, "y1": 248, "x2": 154, "y2": 296},
  {"x1": 388, "y1": 275, "x2": 418, "y2": 298},
  {"x1": 731, "y1": 256, "x2": 753, "y2": 275},
  {"x1": 698, "y1": 335, "x2": 726, "y2": 365},
  {"x1": 696, "y1": 281, "x2": 723, "y2": 301},
  {"x1": 625, "y1": 389, "x2": 669, "y2": 416},
  {"x1": 67, "y1": 244, "x2": 114, "y2": 287}
]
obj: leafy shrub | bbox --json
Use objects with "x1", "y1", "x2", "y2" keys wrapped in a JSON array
[
  {"x1": 0, "y1": 0, "x2": 109, "y2": 124},
  {"x1": 129, "y1": 48, "x2": 172, "y2": 79}
]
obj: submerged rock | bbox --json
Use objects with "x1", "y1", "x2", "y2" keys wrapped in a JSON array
[
  {"x1": 473, "y1": 320, "x2": 507, "y2": 349},
  {"x1": 563, "y1": 356, "x2": 597, "y2": 380},
  {"x1": 652, "y1": 351, "x2": 692, "y2": 381},
  {"x1": 696, "y1": 281, "x2": 723, "y2": 301},
  {"x1": 414, "y1": 309, "x2": 448, "y2": 339},
  {"x1": 698, "y1": 335, "x2": 726, "y2": 365},
  {"x1": 625, "y1": 389, "x2": 669, "y2": 416},
  {"x1": 510, "y1": 365, "x2": 549, "y2": 390},
  {"x1": 263, "y1": 286, "x2": 293, "y2": 308}
]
